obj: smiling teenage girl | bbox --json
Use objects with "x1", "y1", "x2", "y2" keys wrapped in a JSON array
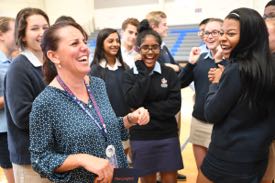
[
  {"x1": 123, "y1": 19, "x2": 183, "y2": 183},
  {"x1": 197, "y1": 8, "x2": 275, "y2": 183},
  {"x1": 4, "y1": 8, "x2": 50, "y2": 183}
]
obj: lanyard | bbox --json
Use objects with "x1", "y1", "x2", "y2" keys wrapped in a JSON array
[{"x1": 56, "y1": 75, "x2": 107, "y2": 140}]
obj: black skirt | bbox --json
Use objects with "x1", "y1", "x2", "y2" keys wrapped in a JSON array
[
  {"x1": 201, "y1": 152, "x2": 268, "y2": 183},
  {"x1": 130, "y1": 137, "x2": 183, "y2": 174}
]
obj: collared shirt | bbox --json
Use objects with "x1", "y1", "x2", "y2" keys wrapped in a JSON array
[
  {"x1": 121, "y1": 46, "x2": 138, "y2": 69},
  {"x1": 204, "y1": 49, "x2": 214, "y2": 60},
  {"x1": 133, "y1": 61, "x2": 162, "y2": 75},
  {"x1": 99, "y1": 58, "x2": 122, "y2": 71},
  {"x1": 199, "y1": 43, "x2": 209, "y2": 54},
  {"x1": 0, "y1": 51, "x2": 11, "y2": 132},
  {"x1": 21, "y1": 49, "x2": 43, "y2": 67},
  {"x1": 160, "y1": 42, "x2": 166, "y2": 49}
]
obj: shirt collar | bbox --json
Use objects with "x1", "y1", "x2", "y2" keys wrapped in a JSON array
[
  {"x1": 0, "y1": 50, "x2": 10, "y2": 63},
  {"x1": 133, "y1": 61, "x2": 162, "y2": 75},
  {"x1": 21, "y1": 49, "x2": 42, "y2": 67},
  {"x1": 161, "y1": 42, "x2": 166, "y2": 49},
  {"x1": 99, "y1": 58, "x2": 122, "y2": 71},
  {"x1": 204, "y1": 50, "x2": 213, "y2": 60}
]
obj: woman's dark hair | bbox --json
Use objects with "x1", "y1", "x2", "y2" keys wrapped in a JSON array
[
  {"x1": 226, "y1": 8, "x2": 275, "y2": 115},
  {"x1": 15, "y1": 7, "x2": 49, "y2": 50},
  {"x1": 136, "y1": 19, "x2": 162, "y2": 47},
  {"x1": 91, "y1": 28, "x2": 125, "y2": 79},
  {"x1": 41, "y1": 21, "x2": 88, "y2": 84}
]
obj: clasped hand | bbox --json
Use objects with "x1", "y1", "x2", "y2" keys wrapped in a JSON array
[
  {"x1": 127, "y1": 107, "x2": 150, "y2": 126},
  {"x1": 208, "y1": 64, "x2": 224, "y2": 84}
]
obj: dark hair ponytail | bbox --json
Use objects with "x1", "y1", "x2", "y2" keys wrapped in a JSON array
[{"x1": 136, "y1": 19, "x2": 162, "y2": 47}]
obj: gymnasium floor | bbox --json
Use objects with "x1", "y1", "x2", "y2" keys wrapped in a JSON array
[{"x1": 0, "y1": 88, "x2": 197, "y2": 183}]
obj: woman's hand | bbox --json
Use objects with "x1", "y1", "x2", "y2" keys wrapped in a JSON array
[
  {"x1": 188, "y1": 47, "x2": 201, "y2": 64},
  {"x1": 208, "y1": 64, "x2": 224, "y2": 84},
  {"x1": 135, "y1": 60, "x2": 150, "y2": 76},
  {"x1": 124, "y1": 107, "x2": 150, "y2": 128},
  {"x1": 213, "y1": 45, "x2": 224, "y2": 63},
  {"x1": 134, "y1": 54, "x2": 142, "y2": 61},
  {"x1": 78, "y1": 154, "x2": 114, "y2": 183}
]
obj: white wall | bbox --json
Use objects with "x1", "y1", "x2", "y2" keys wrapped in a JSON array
[
  {"x1": 165, "y1": 0, "x2": 254, "y2": 25},
  {"x1": 0, "y1": 0, "x2": 44, "y2": 17},
  {"x1": 94, "y1": 0, "x2": 271, "y2": 29},
  {"x1": 44, "y1": 0, "x2": 94, "y2": 33},
  {"x1": 0, "y1": 0, "x2": 94, "y2": 34},
  {"x1": 0, "y1": 0, "x2": 272, "y2": 31},
  {"x1": 94, "y1": 4, "x2": 161, "y2": 30}
]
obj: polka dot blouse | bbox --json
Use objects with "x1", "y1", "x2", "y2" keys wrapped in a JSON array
[{"x1": 29, "y1": 76, "x2": 128, "y2": 183}]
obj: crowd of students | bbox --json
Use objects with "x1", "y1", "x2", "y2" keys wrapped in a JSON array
[{"x1": 0, "y1": 1, "x2": 275, "y2": 183}]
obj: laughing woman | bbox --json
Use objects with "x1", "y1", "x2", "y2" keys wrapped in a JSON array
[{"x1": 29, "y1": 21, "x2": 149, "y2": 183}]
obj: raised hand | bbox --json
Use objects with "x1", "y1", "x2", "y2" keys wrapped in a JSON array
[
  {"x1": 188, "y1": 47, "x2": 201, "y2": 64},
  {"x1": 213, "y1": 45, "x2": 224, "y2": 63},
  {"x1": 134, "y1": 53, "x2": 142, "y2": 61},
  {"x1": 135, "y1": 60, "x2": 150, "y2": 76}
]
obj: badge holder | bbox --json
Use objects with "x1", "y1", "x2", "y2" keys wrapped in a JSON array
[{"x1": 106, "y1": 145, "x2": 118, "y2": 168}]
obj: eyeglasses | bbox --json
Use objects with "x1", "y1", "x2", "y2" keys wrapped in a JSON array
[
  {"x1": 139, "y1": 44, "x2": 160, "y2": 53},
  {"x1": 203, "y1": 30, "x2": 220, "y2": 37}
]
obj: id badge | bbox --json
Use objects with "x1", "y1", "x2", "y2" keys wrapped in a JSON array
[{"x1": 106, "y1": 145, "x2": 118, "y2": 168}]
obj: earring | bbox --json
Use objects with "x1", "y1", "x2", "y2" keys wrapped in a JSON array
[{"x1": 58, "y1": 64, "x2": 62, "y2": 69}]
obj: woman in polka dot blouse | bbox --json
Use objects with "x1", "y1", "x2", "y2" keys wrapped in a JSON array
[{"x1": 29, "y1": 21, "x2": 150, "y2": 183}]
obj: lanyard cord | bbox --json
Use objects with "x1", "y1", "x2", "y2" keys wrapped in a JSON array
[{"x1": 56, "y1": 75, "x2": 107, "y2": 139}]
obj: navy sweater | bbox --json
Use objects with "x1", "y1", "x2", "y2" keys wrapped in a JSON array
[
  {"x1": 181, "y1": 53, "x2": 227, "y2": 121},
  {"x1": 204, "y1": 62, "x2": 275, "y2": 162},
  {"x1": 158, "y1": 45, "x2": 177, "y2": 65},
  {"x1": 123, "y1": 63, "x2": 181, "y2": 140},
  {"x1": 4, "y1": 55, "x2": 45, "y2": 164},
  {"x1": 90, "y1": 65, "x2": 131, "y2": 117}
]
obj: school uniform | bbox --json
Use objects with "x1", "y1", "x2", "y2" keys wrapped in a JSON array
[
  {"x1": 0, "y1": 51, "x2": 12, "y2": 169},
  {"x1": 123, "y1": 61, "x2": 183, "y2": 174},
  {"x1": 181, "y1": 51, "x2": 227, "y2": 148},
  {"x1": 4, "y1": 50, "x2": 49, "y2": 183},
  {"x1": 201, "y1": 62, "x2": 275, "y2": 183}
]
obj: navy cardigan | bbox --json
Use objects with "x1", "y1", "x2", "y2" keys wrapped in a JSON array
[{"x1": 4, "y1": 55, "x2": 45, "y2": 164}]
